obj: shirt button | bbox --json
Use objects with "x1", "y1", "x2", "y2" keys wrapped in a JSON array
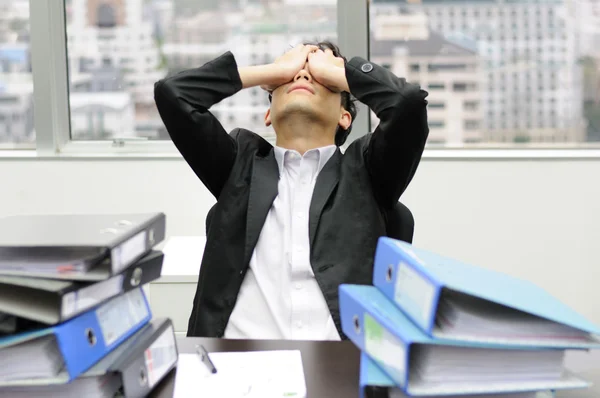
[
  {"x1": 295, "y1": 321, "x2": 303, "y2": 329},
  {"x1": 296, "y1": 246, "x2": 304, "y2": 253},
  {"x1": 301, "y1": 178, "x2": 308, "y2": 184},
  {"x1": 295, "y1": 282, "x2": 302, "y2": 290},
  {"x1": 295, "y1": 212, "x2": 303, "y2": 219}
]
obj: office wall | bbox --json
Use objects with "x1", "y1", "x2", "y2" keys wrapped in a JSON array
[{"x1": 1, "y1": 158, "x2": 599, "y2": 325}]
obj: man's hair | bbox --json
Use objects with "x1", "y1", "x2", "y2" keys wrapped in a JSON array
[{"x1": 269, "y1": 40, "x2": 358, "y2": 146}]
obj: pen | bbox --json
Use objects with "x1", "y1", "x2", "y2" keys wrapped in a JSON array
[{"x1": 195, "y1": 344, "x2": 218, "y2": 374}]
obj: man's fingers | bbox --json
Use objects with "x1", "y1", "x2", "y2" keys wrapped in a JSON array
[{"x1": 301, "y1": 45, "x2": 319, "y2": 56}]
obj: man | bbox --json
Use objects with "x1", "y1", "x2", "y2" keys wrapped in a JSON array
[{"x1": 154, "y1": 42, "x2": 429, "y2": 340}]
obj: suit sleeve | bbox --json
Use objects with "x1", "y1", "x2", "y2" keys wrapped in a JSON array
[
  {"x1": 154, "y1": 51, "x2": 243, "y2": 199},
  {"x1": 346, "y1": 57, "x2": 429, "y2": 209}
]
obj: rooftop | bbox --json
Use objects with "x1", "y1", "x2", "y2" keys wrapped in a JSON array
[{"x1": 370, "y1": 31, "x2": 477, "y2": 57}]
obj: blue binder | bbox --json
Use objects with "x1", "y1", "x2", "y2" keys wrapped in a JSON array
[
  {"x1": 359, "y1": 353, "x2": 555, "y2": 398},
  {"x1": 340, "y1": 284, "x2": 590, "y2": 396},
  {"x1": 372, "y1": 237, "x2": 600, "y2": 348},
  {"x1": 0, "y1": 287, "x2": 151, "y2": 385}
]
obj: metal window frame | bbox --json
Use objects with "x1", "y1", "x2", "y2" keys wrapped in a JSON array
[{"x1": 5, "y1": 0, "x2": 597, "y2": 160}]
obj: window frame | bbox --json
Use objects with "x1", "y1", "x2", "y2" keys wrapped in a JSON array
[{"x1": 3, "y1": 0, "x2": 597, "y2": 159}]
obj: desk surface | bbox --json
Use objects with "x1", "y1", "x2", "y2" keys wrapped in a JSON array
[
  {"x1": 152, "y1": 338, "x2": 600, "y2": 397},
  {"x1": 152, "y1": 337, "x2": 360, "y2": 397}
]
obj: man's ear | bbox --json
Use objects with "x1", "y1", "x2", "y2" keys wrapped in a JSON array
[
  {"x1": 264, "y1": 108, "x2": 272, "y2": 127},
  {"x1": 338, "y1": 108, "x2": 351, "y2": 131}
]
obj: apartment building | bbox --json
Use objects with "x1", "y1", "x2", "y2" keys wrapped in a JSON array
[
  {"x1": 372, "y1": 0, "x2": 586, "y2": 144},
  {"x1": 0, "y1": 79, "x2": 34, "y2": 144},
  {"x1": 67, "y1": 0, "x2": 166, "y2": 105},
  {"x1": 371, "y1": 12, "x2": 483, "y2": 145}
]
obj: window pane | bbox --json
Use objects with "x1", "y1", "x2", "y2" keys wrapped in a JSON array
[
  {"x1": 0, "y1": 0, "x2": 34, "y2": 146},
  {"x1": 65, "y1": 0, "x2": 337, "y2": 141},
  {"x1": 369, "y1": 0, "x2": 600, "y2": 147}
]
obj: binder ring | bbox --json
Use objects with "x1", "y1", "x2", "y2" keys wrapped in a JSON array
[
  {"x1": 139, "y1": 367, "x2": 147, "y2": 386},
  {"x1": 353, "y1": 315, "x2": 361, "y2": 334},
  {"x1": 131, "y1": 267, "x2": 143, "y2": 286},
  {"x1": 85, "y1": 328, "x2": 97, "y2": 346},
  {"x1": 386, "y1": 264, "x2": 393, "y2": 282}
]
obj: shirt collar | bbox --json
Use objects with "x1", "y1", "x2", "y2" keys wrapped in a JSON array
[{"x1": 274, "y1": 145, "x2": 337, "y2": 176}]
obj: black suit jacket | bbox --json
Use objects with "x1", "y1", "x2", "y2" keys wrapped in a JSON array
[{"x1": 154, "y1": 51, "x2": 429, "y2": 338}]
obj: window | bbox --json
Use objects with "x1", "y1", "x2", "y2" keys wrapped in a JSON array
[
  {"x1": 369, "y1": 0, "x2": 600, "y2": 147},
  {"x1": 428, "y1": 102, "x2": 445, "y2": 109},
  {"x1": 65, "y1": 0, "x2": 337, "y2": 142},
  {"x1": 0, "y1": 0, "x2": 34, "y2": 146}
]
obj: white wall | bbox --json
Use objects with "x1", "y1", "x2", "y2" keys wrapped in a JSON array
[{"x1": 1, "y1": 157, "x2": 599, "y2": 325}]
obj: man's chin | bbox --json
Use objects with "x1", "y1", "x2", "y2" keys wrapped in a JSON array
[{"x1": 281, "y1": 101, "x2": 319, "y2": 118}]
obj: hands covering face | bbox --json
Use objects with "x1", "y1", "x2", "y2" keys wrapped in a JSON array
[{"x1": 261, "y1": 44, "x2": 346, "y2": 94}]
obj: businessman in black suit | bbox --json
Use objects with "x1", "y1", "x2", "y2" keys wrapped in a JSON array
[{"x1": 154, "y1": 42, "x2": 429, "y2": 340}]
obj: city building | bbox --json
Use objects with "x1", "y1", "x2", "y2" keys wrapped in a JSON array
[
  {"x1": 67, "y1": 0, "x2": 167, "y2": 106},
  {"x1": 160, "y1": 2, "x2": 336, "y2": 138},
  {"x1": 371, "y1": 0, "x2": 586, "y2": 144},
  {"x1": 371, "y1": 11, "x2": 483, "y2": 145},
  {"x1": 0, "y1": 0, "x2": 29, "y2": 44},
  {"x1": 0, "y1": 43, "x2": 30, "y2": 73},
  {"x1": 69, "y1": 91, "x2": 134, "y2": 140},
  {"x1": 147, "y1": 0, "x2": 174, "y2": 42},
  {"x1": 0, "y1": 78, "x2": 34, "y2": 144},
  {"x1": 70, "y1": 63, "x2": 135, "y2": 140}
]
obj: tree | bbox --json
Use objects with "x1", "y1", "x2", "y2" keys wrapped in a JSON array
[{"x1": 513, "y1": 134, "x2": 531, "y2": 143}]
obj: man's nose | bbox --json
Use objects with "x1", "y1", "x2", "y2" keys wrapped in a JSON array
[{"x1": 294, "y1": 63, "x2": 312, "y2": 82}]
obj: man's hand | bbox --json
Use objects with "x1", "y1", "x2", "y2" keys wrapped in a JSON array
[
  {"x1": 264, "y1": 44, "x2": 319, "y2": 91},
  {"x1": 238, "y1": 44, "x2": 318, "y2": 92},
  {"x1": 307, "y1": 49, "x2": 350, "y2": 93}
]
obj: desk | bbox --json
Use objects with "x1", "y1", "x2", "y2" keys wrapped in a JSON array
[
  {"x1": 150, "y1": 338, "x2": 600, "y2": 397},
  {"x1": 151, "y1": 337, "x2": 360, "y2": 397}
]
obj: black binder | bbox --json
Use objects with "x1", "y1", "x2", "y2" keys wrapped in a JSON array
[
  {"x1": 0, "y1": 212, "x2": 166, "y2": 279},
  {"x1": 0, "y1": 251, "x2": 164, "y2": 325}
]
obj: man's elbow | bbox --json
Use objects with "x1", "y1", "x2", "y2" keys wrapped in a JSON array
[
  {"x1": 385, "y1": 84, "x2": 429, "y2": 116},
  {"x1": 153, "y1": 78, "x2": 176, "y2": 110},
  {"x1": 401, "y1": 83, "x2": 428, "y2": 106}
]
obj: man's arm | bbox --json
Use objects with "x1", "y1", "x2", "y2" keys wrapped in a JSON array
[
  {"x1": 346, "y1": 58, "x2": 429, "y2": 209},
  {"x1": 154, "y1": 51, "x2": 241, "y2": 199},
  {"x1": 307, "y1": 52, "x2": 429, "y2": 209},
  {"x1": 154, "y1": 46, "x2": 315, "y2": 198}
]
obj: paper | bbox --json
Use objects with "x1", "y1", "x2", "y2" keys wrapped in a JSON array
[
  {"x1": 161, "y1": 236, "x2": 206, "y2": 276},
  {"x1": 437, "y1": 290, "x2": 593, "y2": 339},
  {"x1": 173, "y1": 350, "x2": 306, "y2": 398}
]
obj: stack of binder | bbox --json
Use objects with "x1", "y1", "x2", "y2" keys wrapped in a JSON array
[
  {"x1": 0, "y1": 213, "x2": 179, "y2": 397},
  {"x1": 340, "y1": 237, "x2": 600, "y2": 398}
]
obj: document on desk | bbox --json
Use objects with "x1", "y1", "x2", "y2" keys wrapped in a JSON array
[{"x1": 173, "y1": 350, "x2": 307, "y2": 398}]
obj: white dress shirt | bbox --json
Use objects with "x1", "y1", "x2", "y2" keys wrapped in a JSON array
[{"x1": 224, "y1": 145, "x2": 341, "y2": 341}]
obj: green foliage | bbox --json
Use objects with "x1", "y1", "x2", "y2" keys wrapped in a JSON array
[{"x1": 513, "y1": 134, "x2": 531, "y2": 143}]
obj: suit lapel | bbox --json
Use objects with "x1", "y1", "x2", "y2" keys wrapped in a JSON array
[
  {"x1": 309, "y1": 149, "x2": 342, "y2": 247},
  {"x1": 244, "y1": 151, "x2": 279, "y2": 266}
]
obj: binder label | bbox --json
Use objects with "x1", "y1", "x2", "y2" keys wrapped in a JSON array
[
  {"x1": 111, "y1": 230, "x2": 147, "y2": 274},
  {"x1": 61, "y1": 275, "x2": 124, "y2": 319},
  {"x1": 394, "y1": 241, "x2": 425, "y2": 266},
  {"x1": 394, "y1": 261, "x2": 436, "y2": 329},
  {"x1": 96, "y1": 288, "x2": 149, "y2": 346},
  {"x1": 363, "y1": 313, "x2": 407, "y2": 386},
  {"x1": 144, "y1": 324, "x2": 177, "y2": 387}
]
